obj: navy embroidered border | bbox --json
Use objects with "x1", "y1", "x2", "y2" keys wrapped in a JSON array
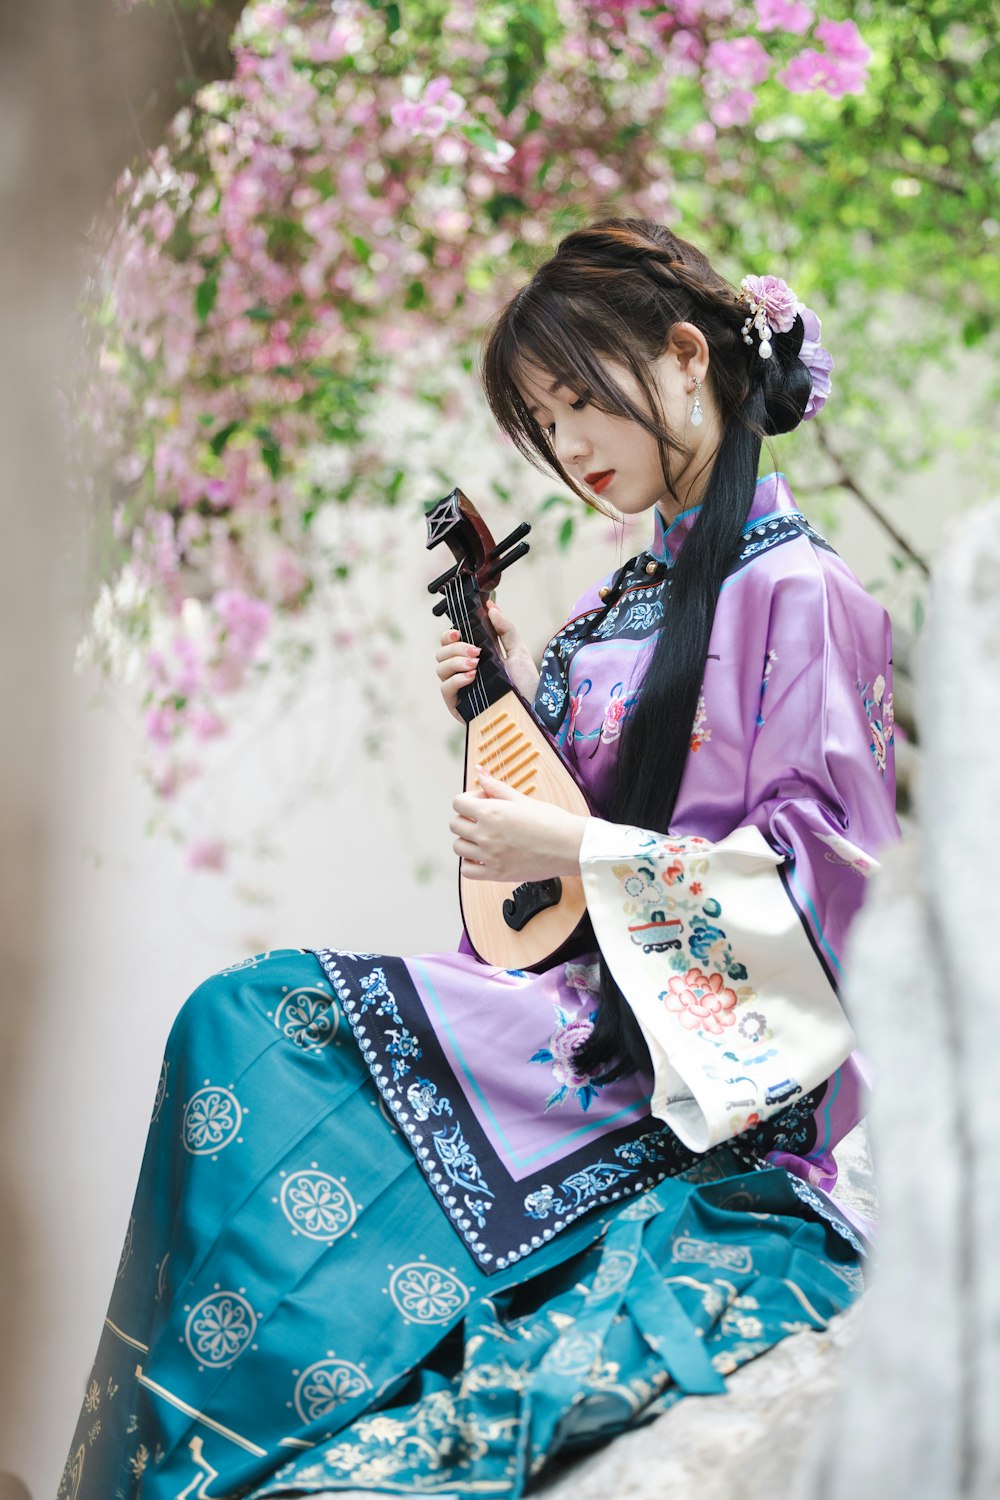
[{"x1": 309, "y1": 948, "x2": 709, "y2": 1273}]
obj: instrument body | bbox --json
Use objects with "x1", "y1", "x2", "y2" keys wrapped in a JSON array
[{"x1": 426, "y1": 488, "x2": 594, "y2": 971}]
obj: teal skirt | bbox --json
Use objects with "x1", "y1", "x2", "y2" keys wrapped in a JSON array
[{"x1": 60, "y1": 949, "x2": 864, "y2": 1499}]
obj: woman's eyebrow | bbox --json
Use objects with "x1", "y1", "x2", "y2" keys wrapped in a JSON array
[{"x1": 526, "y1": 378, "x2": 563, "y2": 417}]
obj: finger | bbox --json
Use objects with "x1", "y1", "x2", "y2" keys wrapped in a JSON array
[
  {"x1": 437, "y1": 658, "x2": 479, "y2": 683},
  {"x1": 475, "y1": 767, "x2": 519, "y2": 800},
  {"x1": 439, "y1": 628, "x2": 461, "y2": 648},
  {"x1": 435, "y1": 641, "x2": 480, "y2": 668},
  {"x1": 460, "y1": 860, "x2": 494, "y2": 882},
  {"x1": 448, "y1": 814, "x2": 479, "y2": 839},
  {"x1": 454, "y1": 838, "x2": 487, "y2": 863},
  {"x1": 452, "y1": 792, "x2": 485, "y2": 820}
]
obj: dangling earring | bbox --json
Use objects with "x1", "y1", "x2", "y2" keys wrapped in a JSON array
[{"x1": 690, "y1": 375, "x2": 704, "y2": 427}]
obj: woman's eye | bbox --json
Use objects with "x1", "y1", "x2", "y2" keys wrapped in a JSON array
[{"x1": 570, "y1": 393, "x2": 590, "y2": 411}]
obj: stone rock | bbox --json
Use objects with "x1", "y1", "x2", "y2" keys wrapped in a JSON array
[{"x1": 805, "y1": 500, "x2": 1000, "y2": 1500}]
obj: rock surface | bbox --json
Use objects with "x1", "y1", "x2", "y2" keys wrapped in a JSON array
[{"x1": 805, "y1": 500, "x2": 1000, "y2": 1500}]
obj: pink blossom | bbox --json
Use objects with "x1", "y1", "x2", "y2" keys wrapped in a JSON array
[
  {"x1": 708, "y1": 87, "x2": 756, "y2": 128},
  {"x1": 705, "y1": 36, "x2": 771, "y2": 87},
  {"x1": 777, "y1": 47, "x2": 868, "y2": 97},
  {"x1": 144, "y1": 703, "x2": 181, "y2": 749},
  {"x1": 189, "y1": 708, "x2": 227, "y2": 741},
  {"x1": 185, "y1": 838, "x2": 228, "y2": 872},
  {"x1": 149, "y1": 199, "x2": 175, "y2": 244},
  {"x1": 391, "y1": 75, "x2": 466, "y2": 139},
  {"x1": 754, "y1": 0, "x2": 812, "y2": 33},
  {"x1": 814, "y1": 17, "x2": 871, "y2": 65},
  {"x1": 214, "y1": 589, "x2": 273, "y2": 659}
]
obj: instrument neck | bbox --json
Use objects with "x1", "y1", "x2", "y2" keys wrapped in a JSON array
[{"x1": 445, "y1": 574, "x2": 513, "y2": 724}]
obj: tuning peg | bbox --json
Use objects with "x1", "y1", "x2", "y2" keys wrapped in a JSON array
[
  {"x1": 487, "y1": 522, "x2": 531, "y2": 562},
  {"x1": 491, "y1": 540, "x2": 531, "y2": 575},
  {"x1": 427, "y1": 562, "x2": 459, "y2": 595}
]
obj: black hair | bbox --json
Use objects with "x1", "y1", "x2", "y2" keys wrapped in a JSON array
[{"x1": 480, "y1": 217, "x2": 813, "y2": 1078}]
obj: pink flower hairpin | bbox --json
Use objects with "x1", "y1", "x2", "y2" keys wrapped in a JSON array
[{"x1": 738, "y1": 272, "x2": 834, "y2": 420}]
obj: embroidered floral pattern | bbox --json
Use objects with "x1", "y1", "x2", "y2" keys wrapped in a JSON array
[
  {"x1": 599, "y1": 683, "x2": 628, "y2": 745},
  {"x1": 663, "y1": 967, "x2": 739, "y2": 1035},
  {"x1": 355, "y1": 966, "x2": 422, "y2": 1083},
  {"x1": 689, "y1": 689, "x2": 712, "y2": 751},
  {"x1": 756, "y1": 649, "x2": 778, "y2": 727},
  {"x1": 530, "y1": 1004, "x2": 605, "y2": 1111},
  {"x1": 856, "y1": 672, "x2": 894, "y2": 779}
]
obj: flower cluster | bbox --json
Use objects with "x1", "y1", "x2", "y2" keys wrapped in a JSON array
[{"x1": 74, "y1": 0, "x2": 872, "y2": 874}]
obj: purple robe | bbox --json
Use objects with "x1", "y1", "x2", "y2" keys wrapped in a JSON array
[{"x1": 313, "y1": 470, "x2": 898, "y2": 1271}]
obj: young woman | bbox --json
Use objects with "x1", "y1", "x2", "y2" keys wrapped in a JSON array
[{"x1": 61, "y1": 217, "x2": 897, "y2": 1498}]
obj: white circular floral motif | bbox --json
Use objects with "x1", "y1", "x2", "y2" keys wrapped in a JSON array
[
  {"x1": 388, "y1": 1263, "x2": 470, "y2": 1325},
  {"x1": 589, "y1": 1248, "x2": 636, "y2": 1300},
  {"x1": 185, "y1": 1291, "x2": 257, "y2": 1367},
  {"x1": 280, "y1": 1170, "x2": 357, "y2": 1242},
  {"x1": 293, "y1": 1358, "x2": 372, "y2": 1422},
  {"x1": 182, "y1": 1086, "x2": 243, "y2": 1154},
  {"x1": 542, "y1": 1328, "x2": 602, "y2": 1377},
  {"x1": 274, "y1": 987, "x2": 339, "y2": 1052}
]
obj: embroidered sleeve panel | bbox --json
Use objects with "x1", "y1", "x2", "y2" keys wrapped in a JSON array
[
  {"x1": 576, "y1": 553, "x2": 899, "y2": 1156},
  {"x1": 578, "y1": 819, "x2": 858, "y2": 1152}
]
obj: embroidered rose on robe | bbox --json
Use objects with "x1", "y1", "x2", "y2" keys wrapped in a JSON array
[
  {"x1": 856, "y1": 673, "x2": 894, "y2": 780},
  {"x1": 600, "y1": 685, "x2": 628, "y2": 744},
  {"x1": 662, "y1": 968, "x2": 739, "y2": 1034},
  {"x1": 531, "y1": 1005, "x2": 605, "y2": 1111}
]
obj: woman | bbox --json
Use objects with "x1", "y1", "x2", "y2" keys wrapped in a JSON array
[{"x1": 61, "y1": 218, "x2": 897, "y2": 1498}]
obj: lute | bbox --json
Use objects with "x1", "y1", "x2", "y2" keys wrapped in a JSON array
[{"x1": 426, "y1": 487, "x2": 593, "y2": 972}]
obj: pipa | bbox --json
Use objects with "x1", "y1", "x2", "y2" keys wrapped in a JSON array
[{"x1": 426, "y1": 487, "x2": 593, "y2": 971}]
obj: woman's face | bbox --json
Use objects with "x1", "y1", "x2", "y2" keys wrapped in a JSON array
[{"x1": 515, "y1": 324, "x2": 718, "y2": 521}]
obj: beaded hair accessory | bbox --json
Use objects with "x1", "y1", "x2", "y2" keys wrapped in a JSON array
[{"x1": 738, "y1": 273, "x2": 834, "y2": 421}]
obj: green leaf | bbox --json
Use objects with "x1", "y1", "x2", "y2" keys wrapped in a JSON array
[
  {"x1": 913, "y1": 594, "x2": 925, "y2": 632},
  {"x1": 209, "y1": 421, "x2": 240, "y2": 457},
  {"x1": 461, "y1": 122, "x2": 500, "y2": 154},
  {"x1": 558, "y1": 516, "x2": 574, "y2": 549},
  {"x1": 255, "y1": 426, "x2": 282, "y2": 477},
  {"x1": 195, "y1": 273, "x2": 218, "y2": 323}
]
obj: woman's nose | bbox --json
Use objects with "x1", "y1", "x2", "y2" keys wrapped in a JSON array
[{"x1": 555, "y1": 426, "x2": 588, "y2": 467}]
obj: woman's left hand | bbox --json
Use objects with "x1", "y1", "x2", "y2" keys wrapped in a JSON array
[{"x1": 450, "y1": 770, "x2": 588, "y2": 883}]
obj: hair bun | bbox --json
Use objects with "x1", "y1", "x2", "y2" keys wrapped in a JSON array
[{"x1": 755, "y1": 314, "x2": 813, "y2": 436}]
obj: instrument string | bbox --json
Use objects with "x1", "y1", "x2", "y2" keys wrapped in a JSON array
[{"x1": 447, "y1": 571, "x2": 509, "y2": 790}]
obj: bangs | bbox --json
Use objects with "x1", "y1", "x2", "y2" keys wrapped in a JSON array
[{"x1": 479, "y1": 280, "x2": 667, "y2": 493}]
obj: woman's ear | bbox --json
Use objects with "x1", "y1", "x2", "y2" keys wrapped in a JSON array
[{"x1": 666, "y1": 321, "x2": 710, "y2": 379}]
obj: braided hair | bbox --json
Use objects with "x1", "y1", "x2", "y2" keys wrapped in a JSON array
[{"x1": 479, "y1": 217, "x2": 815, "y2": 1078}]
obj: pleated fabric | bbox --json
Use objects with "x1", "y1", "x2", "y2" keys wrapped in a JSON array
[{"x1": 60, "y1": 950, "x2": 863, "y2": 1500}]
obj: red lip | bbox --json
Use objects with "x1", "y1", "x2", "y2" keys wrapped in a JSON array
[{"x1": 585, "y1": 470, "x2": 614, "y2": 493}]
